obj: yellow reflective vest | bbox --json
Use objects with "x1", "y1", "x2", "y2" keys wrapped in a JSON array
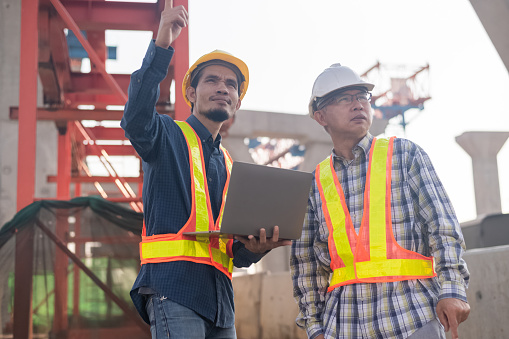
[
  {"x1": 316, "y1": 137, "x2": 436, "y2": 292},
  {"x1": 139, "y1": 121, "x2": 234, "y2": 279}
]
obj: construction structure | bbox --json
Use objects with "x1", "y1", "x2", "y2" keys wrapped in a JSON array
[
  {"x1": 3, "y1": 0, "x2": 190, "y2": 337},
  {"x1": 362, "y1": 61, "x2": 431, "y2": 134}
]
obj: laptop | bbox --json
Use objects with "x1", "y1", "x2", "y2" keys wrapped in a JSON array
[{"x1": 184, "y1": 161, "x2": 313, "y2": 240}]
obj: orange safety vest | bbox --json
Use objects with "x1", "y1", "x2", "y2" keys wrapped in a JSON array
[
  {"x1": 139, "y1": 121, "x2": 235, "y2": 279},
  {"x1": 316, "y1": 137, "x2": 436, "y2": 292}
]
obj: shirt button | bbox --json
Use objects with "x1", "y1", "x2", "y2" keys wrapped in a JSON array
[
  {"x1": 137, "y1": 79, "x2": 140, "y2": 83},
  {"x1": 150, "y1": 51, "x2": 154, "y2": 56},
  {"x1": 208, "y1": 177, "x2": 212, "y2": 182}
]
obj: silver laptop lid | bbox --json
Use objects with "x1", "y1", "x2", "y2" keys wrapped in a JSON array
[{"x1": 217, "y1": 161, "x2": 313, "y2": 240}]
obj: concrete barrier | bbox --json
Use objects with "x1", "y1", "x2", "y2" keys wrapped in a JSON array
[
  {"x1": 454, "y1": 245, "x2": 509, "y2": 339},
  {"x1": 234, "y1": 245, "x2": 509, "y2": 339},
  {"x1": 233, "y1": 271, "x2": 306, "y2": 339}
]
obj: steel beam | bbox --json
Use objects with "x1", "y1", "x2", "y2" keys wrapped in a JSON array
[
  {"x1": 104, "y1": 197, "x2": 143, "y2": 203},
  {"x1": 87, "y1": 126, "x2": 128, "y2": 140},
  {"x1": 70, "y1": 73, "x2": 131, "y2": 94},
  {"x1": 15, "y1": 0, "x2": 39, "y2": 336},
  {"x1": 85, "y1": 144, "x2": 138, "y2": 157},
  {"x1": 57, "y1": 121, "x2": 72, "y2": 199},
  {"x1": 17, "y1": 1, "x2": 38, "y2": 210},
  {"x1": 67, "y1": 93, "x2": 127, "y2": 106},
  {"x1": 53, "y1": 211, "x2": 69, "y2": 334},
  {"x1": 39, "y1": 6, "x2": 61, "y2": 104},
  {"x1": 48, "y1": 175, "x2": 143, "y2": 183},
  {"x1": 72, "y1": 210, "x2": 82, "y2": 322},
  {"x1": 49, "y1": 14, "x2": 72, "y2": 93},
  {"x1": 10, "y1": 106, "x2": 174, "y2": 120},
  {"x1": 68, "y1": 235, "x2": 140, "y2": 245},
  {"x1": 50, "y1": 0, "x2": 127, "y2": 103},
  {"x1": 69, "y1": 72, "x2": 173, "y2": 107},
  {"x1": 61, "y1": 0, "x2": 159, "y2": 31}
]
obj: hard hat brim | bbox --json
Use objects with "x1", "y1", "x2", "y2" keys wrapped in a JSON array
[
  {"x1": 308, "y1": 82, "x2": 375, "y2": 118},
  {"x1": 182, "y1": 51, "x2": 249, "y2": 108}
]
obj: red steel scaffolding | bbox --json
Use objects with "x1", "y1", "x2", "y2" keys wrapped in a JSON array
[{"x1": 12, "y1": 0, "x2": 189, "y2": 337}]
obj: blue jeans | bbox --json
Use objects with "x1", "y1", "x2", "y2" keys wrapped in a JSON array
[
  {"x1": 407, "y1": 319, "x2": 446, "y2": 339},
  {"x1": 145, "y1": 294, "x2": 237, "y2": 339}
]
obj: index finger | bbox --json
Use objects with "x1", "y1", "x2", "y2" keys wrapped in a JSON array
[
  {"x1": 449, "y1": 318, "x2": 459, "y2": 339},
  {"x1": 165, "y1": 0, "x2": 173, "y2": 9},
  {"x1": 271, "y1": 226, "x2": 280, "y2": 242},
  {"x1": 258, "y1": 228, "x2": 267, "y2": 242}
]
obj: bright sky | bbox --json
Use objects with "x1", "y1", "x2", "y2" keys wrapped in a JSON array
[{"x1": 102, "y1": 0, "x2": 509, "y2": 223}]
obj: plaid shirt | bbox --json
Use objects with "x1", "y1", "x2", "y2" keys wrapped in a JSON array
[{"x1": 290, "y1": 133, "x2": 469, "y2": 339}]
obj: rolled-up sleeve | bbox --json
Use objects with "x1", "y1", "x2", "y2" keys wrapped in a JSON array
[{"x1": 231, "y1": 241, "x2": 267, "y2": 268}]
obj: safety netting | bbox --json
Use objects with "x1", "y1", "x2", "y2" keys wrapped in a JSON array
[{"x1": 0, "y1": 196, "x2": 150, "y2": 338}]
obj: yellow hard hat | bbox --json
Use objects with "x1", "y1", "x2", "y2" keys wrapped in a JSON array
[{"x1": 182, "y1": 50, "x2": 249, "y2": 107}]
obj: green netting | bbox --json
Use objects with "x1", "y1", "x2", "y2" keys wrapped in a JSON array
[{"x1": 0, "y1": 196, "x2": 150, "y2": 338}]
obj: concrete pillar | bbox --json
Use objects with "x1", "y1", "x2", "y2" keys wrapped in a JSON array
[
  {"x1": 468, "y1": 0, "x2": 509, "y2": 72},
  {"x1": 456, "y1": 131, "x2": 509, "y2": 216}
]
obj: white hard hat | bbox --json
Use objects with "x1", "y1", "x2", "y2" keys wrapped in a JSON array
[{"x1": 308, "y1": 63, "x2": 374, "y2": 118}]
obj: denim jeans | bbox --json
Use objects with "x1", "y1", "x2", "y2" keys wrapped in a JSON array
[
  {"x1": 407, "y1": 319, "x2": 446, "y2": 339},
  {"x1": 145, "y1": 294, "x2": 237, "y2": 339}
]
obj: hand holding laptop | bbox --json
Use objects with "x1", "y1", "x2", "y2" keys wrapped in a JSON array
[{"x1": 234, "y1": 226, "x2": 292, "y2": 253}]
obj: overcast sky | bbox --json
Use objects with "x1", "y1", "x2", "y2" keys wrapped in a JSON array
[{"x1": 103, "y1": 0, "x2": 509, "y2": 223}]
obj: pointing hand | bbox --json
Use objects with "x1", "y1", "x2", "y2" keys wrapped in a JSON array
[{"x1": 155, "y1": 1, "x2": 189, "y2": 49}]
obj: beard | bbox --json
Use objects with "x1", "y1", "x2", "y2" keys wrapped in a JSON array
[{"x1": 202, "y1": 108, "x2": 230, "y2": 122}]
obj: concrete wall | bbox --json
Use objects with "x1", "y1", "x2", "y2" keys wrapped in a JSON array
[
  {"x1": 0, "y1": 0, "x2": 57, "y2": 228},
  {"x1": 455, "y1": 245, "x2": 509, "y2": 338},
  {"x1": 233, "y1": 272, "x2": 307, "y2": 339},
  {"x1": 233, "y1": 245, "x2": 509, "y2": 339}
]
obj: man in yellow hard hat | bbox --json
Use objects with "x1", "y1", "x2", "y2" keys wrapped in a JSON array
[
  {"x1": 121, "y1": 2, "x2": 290, "y2": 338},
  {"x1": 290, "y1": 63, "x2": 470, "y2": 339}
]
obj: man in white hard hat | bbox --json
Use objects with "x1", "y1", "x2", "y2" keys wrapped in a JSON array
[
  {"x1": 290, "y1": 63, "x2": 470, "y2": 339},
  {"x1": 121, "y1": 3, "x2": 290, "y2": 338}
]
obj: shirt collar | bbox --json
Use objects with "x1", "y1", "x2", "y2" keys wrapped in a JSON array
[
  {"x1": 186, "y1": 114, "x2": 222, "y2": 146},
  {"x1": 331, "y1": 132, "x2": 374, "y2": 161}
]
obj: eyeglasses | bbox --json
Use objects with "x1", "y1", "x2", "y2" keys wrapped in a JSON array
[{"x1": 317, "y1": 92, "x2": 372, "y2": 110}]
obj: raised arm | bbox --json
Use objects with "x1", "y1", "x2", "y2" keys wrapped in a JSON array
[{"x1": 120, "y1": 2, "x2": 188, "y2": 161}]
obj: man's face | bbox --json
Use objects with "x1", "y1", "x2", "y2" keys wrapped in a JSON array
[
  {"x1": 186, "y1": 65, "x2": 241, "y2": 122},
  {"x1": 314, "y1": 88, "x2": 373, "y2": 140}
]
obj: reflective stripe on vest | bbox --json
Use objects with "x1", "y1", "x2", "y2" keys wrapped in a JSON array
[
  {"x1": 139, "y1": 121, "x2": 234, "y2": 278},
  {"x1": 316, "y1": 137, "x2": 436, "y2": 292}
]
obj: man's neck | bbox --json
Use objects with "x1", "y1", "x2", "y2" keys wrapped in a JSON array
[
  {"x1": 193, "y1": 112, "x2": 222, "y2": 141},
  {"x1": 331, "y1": 134, "x2": 365, "y2": 161}
]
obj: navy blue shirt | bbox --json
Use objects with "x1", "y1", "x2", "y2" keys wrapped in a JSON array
[{"x1": 121, "y1": 40, "x2": 264, "y2": 326}]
